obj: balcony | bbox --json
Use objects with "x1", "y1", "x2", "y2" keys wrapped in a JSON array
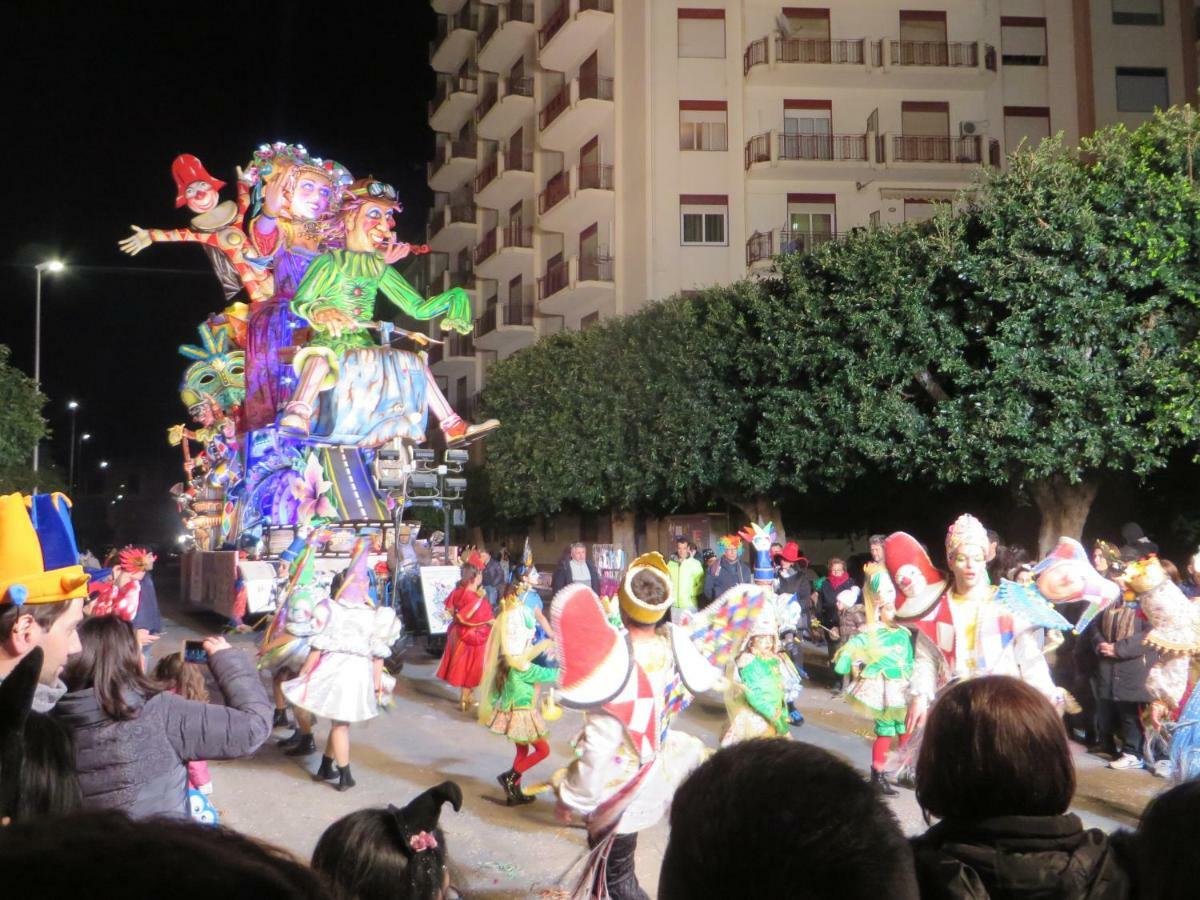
[
  {"x1": 427, "y1": 203, "x2": 477, "y2": 254},
  {"x1": 883, "y1": 40, "x2": 992, "y2": 69},
  {"x1": 744, "y1": 131, "x2": 871, "y2": 179},
  {"x1": 889, "y1": 134, "x2": 985, "y2": 164},
  {"x1": 475, "y1": 287, "x2": 537, "y2": 353},
  {"x1": 745, "y1": 230, "x2": 774, "y2": 268},
  {"x1": 537, "y1": 163, "x2": 614, "y2": 235},
  {"x1": 478, "y1": 1, "x2": 536, "y2": 73},
  {"x1": 538, "y1": 0, "x2": 614, "y2": 73},
  {"x1": 743, "y1": 35, "x2": 995, "y2": 82},
  {"x1": 746, "y1": 230, "x2": 844, "y2": 268},
  {"x1": 474, "y1": 148, "x2": 534, "y2": 211},
  {"x1": 429, "y1": 328, "x2": 478, "y2": 376},
  {"x1": 538, "y1": 75, "x2": 614, "y2": 151},
  {"x1": 474, "y1": 222, "x2": 534, "y2": 284},
  {"x1": 476, "y1": 75, "x2": 534, "y2": 140},
  {"x1": 743, "y1": 35, "x2": 870, "y2": 79},
  {"x1": 428, "y1": 72, "x2": 479, "y2": 134},
  {"x1": 431, "y1": 5, "x2": 477, "y2": 74},
  {"x1": 427, "y1": 139, "x2": 477, "y2": 193},
  {"x1": 537, "y1": 252, "x2": 614, "y2": 316}
]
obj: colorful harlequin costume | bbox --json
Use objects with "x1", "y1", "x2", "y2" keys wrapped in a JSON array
[
  {"x1": 833, "y1": 569, "x2": 913, "y2": 792},
  {"x1": 551, "y1": 551, "x2": 751, "y2": 900},
  {"x1": 721, "y1": 604, "x2": 791, "y2": 746},
  {"x1": 91, "y1": 547, "x2": 156, "y2": 622},
  {"x1": 281, "y1": 539, "x2": 400, "y2": 723},
  {"x1": 885, "y1": 516, "x2": 1060, "y2": 708},
  {"x1": 479, "y1": 586, "x2": 558, "y2": 805},
  {"x1": 258, "y1": 533, "x2": 331, "y2": 676}
]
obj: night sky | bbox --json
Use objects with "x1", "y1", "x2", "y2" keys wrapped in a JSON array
[{"x1": 1, "y1": 2, "x2": 436, "y2": 488}]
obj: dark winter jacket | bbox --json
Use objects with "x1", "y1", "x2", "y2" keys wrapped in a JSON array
[
  {"x1": 130, "y1": 574, "x2": 163, "y2": 635},
  {"x1": 551, "y1": 557, "x2": 601, "y2": 594},
  {"x1": 1090, "y1": 602, "x2": 1156, "y2": 704},
  {"x1": 53, "y1": 648, "x2": 271, "y2": 819},
  {"x1": 911, "y1": 815, "x2": 1132, "y2": 900},
  {"x1": 703, "y1": 557, "x2": 751, "y2": 603},
  {"x1": 816, "y1": 576, "x2": 858, "y2": 633}
]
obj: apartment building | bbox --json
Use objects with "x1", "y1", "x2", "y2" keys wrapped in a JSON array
[{"x1": 425, "y1": 0, "x2": 1196, "y2": 415}]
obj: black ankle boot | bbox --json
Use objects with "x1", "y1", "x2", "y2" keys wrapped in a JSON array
[
  {"x1": 272, "y1": 708, "x2": 290, "y2": 729},
  {"x1": 277, "y1": 728, "x2": 302, "y2": 747},
  {"x1": 335, "y1": 765, "x2": 356, "y2": 792},
  {"x1": 870, "y1": 768, "x2": 898, "y2": 796},
  {"x1": 283, "y1": 733, "x2": 317, "y2": 756},
  {"x1": 314, "y1": 755, "x2": 337, "y2": 781},
  {"x1": 510, "y1": 772, "x2": 535, "y2": 806}
]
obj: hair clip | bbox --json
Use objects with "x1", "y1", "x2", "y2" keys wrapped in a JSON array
[{"x1": 408, "y1": 831, "x2": 438, "y2": 852}]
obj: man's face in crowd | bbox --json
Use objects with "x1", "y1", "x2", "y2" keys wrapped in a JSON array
[
  {"x1": 870, "y1": 542, "x2": 885, "y2": 563},
  {"x1": 830, "y1": 563, "x2": 846, "y2": 580},
  {"x1": 571, "y1": 546, "x2": 587, "y2": 563},
  {"x1": 8, "y1": 599, "x2": 86, "y2": 685},
  {"x1": 951, "y1": 546, "x2": 987, "y2": 592},
  {"x1": 676, "y1": 540, "x2": 691, "y2": 560},
  {"x1": 723, "y1": 545, "x2": 739, "y2": 562}
]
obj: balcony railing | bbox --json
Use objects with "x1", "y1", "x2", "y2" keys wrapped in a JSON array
[
  {"x1": 777, "y1": 230, "x2": 841, "y2": 255},
  {"x1": 501, "y1": 0, "x2": 535, "y2": 25},
  {"x1": 777, "y1": 37, "x2": 865, "y2": 64},
  {"x1": 445, "y1": 331, "x2": 475, "y2": 358},
  {"x1": 538, "y1": 170, "x2": 570, "y2": 214},
  {"x1": 579, "y1": 163, "x2": 613, "y2": 190},
  {"x1": 475, "y1": 156, "x2": 498, "y2": 193},
  {"x1": 435, "y1": 5, "x2": 476, "y2": 44},
  {"x1": 474, "y1": 228, "x2": 497, "y2": 265},
  {"x1": 744, "y1": 132, "x2": 770, "y2": 169},
  {"x1": 579, "y1": 75, "x2": 614, "y2": 101},
  {"x1": 477, "y1": 81, "x2": 498, "y2": 119},
  {"x1": 478, "y1": 296, "x2": 536, "y2": 334},
  {"x1": 539, "y1": 0, "x2": 612, "y2": 49},
  {"x1": 538, "y1": 259, "x2": 568, "y2": 299},
  {"x1": 504, "y1": 222, "x2": 534, "y2": 248},
  {"x1": 502, "y1": 74, "x2": 534, "y2": 98},
  {"x1": 746, "y1": 231, "x2": 773, "y2": 266},
  {"x1": 891, "y1": 134, "x2": 983, "y2": 164},
  {"x1": 430, "y1": 73, "x2": 478, "y2": 116},
  {"x1": 777, "y1": 133, "x2": 868, "y2": 162},
  {"x1": 886, "y1": 40, "x2": 978, "y2": 67},
  {"x1": 437, "y1": 139, "x2": 476, "y2": 162},
  {"x1": 539, "y1": 82, "x2": 570, "y2": 130},
  {"x1": 743, "y1": 36, "x2": 768, "y2": 74},
  {"x1": 579, "y1": 251, "x2": 613, "y2": 282},
  {"x1": 478, "y1": 6, "x2": 499, "y2": 46},
  {"x1": 448, "y1": 266, "x2": 475, "y2": 290}
]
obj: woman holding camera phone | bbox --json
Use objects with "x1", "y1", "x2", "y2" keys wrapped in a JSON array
[{"x1": 53, "y1": 616, "x2": 272, "y2": 818}]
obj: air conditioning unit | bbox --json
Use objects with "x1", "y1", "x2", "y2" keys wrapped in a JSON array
[{"x1": 959, "y1": 120, "x2": 988, "y2": 136}]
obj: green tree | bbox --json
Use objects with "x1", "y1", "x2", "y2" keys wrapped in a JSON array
[
  {"x1": 752, "y1": 109, "x2": 1200, "y2": 551},
  {"x1": 0, "y1": 344, "x2": 48, "y2": 492}
]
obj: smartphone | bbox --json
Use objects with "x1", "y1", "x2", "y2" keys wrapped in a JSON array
[{"x1": 182, "y1": 640, "x2": 208, "y2": 665}]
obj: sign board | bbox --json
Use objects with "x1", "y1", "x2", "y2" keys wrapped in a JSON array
[
  {"x1": 237, "y1": 561, "x2": 279, "y2": 615},
  {"x1": 418, "y1": 565, "x2": 462, "y2": 636}
]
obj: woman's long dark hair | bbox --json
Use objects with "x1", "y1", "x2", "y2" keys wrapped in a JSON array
[
  {"x1": 64, "y1": 617, "x2": 165, "y2": 720},
  {"x1": 16, "y1": 714, "x2": 83, "y2": 820}
]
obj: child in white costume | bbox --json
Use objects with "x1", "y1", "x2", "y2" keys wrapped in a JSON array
[{"x1": 283, "y1": 537, "x2": 400, "y2": 791}]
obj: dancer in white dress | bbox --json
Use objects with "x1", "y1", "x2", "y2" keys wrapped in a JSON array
[{"x1": 283, "y1": 537, "x2": 400, "y2": 791}]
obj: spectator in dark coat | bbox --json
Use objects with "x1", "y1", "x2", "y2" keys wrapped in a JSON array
[
  {"x1": 816, "y1": 558, "x2": 860, "y2": 693},
  {"x1": 912, "y1": 677, "x2": 1131, "y2": 900},
  {"x1": 478, "y1": 550, "x2": 506, "y2": 611},
  {"x1": 702, "y1": 535, "x2": 751, "y2": 605},
  {"x1": 551, "y1": 543, "x2": 601, "y2": 594},
  {"x1": 1091, "y1": 600, "x2": 1156, "y2": 769},
  {"x1": 54, "y1": 616, "x2": 272, "y2": 819},
  {"x1": 131, "y1": 570, "x2": 163, "y2": 668}
]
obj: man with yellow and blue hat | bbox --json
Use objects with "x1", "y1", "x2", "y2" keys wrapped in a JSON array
[{"x1": 0, "y1": 493, "x2": 90, "y2": 711}]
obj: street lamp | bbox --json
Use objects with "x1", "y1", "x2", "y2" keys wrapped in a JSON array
[
  {"x1": 32, "y1": 260, "x2": 65, "y2": 475},
  {"x1": 67, "y1": 400, "x2": 79, "y2": 493},
  {"x1": 99, "y1": 460, "x2": 109, "y2": 469}
]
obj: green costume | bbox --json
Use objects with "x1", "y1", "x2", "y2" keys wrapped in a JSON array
[
  {"x1": 833, "y1": 624, "x2": 914, "y2": 737},
  {"x1": 291, "y1": 249, "x2": 472, "y2": 354},
  {"x1": 739, "y1": 655, "x2": 789, "y2": 736}
]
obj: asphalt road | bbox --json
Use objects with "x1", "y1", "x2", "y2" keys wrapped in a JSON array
[{"x1": 151, "y1": 587, "x2": 1162, "y2": 899}]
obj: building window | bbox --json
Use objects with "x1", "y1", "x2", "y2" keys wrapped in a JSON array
[
  {"x1": 678, "y1": 9, "x2": 725, "y2": 58},
  {"x1": 1116, "y1": 67, "x2": 1169, "y2": 111},
  {"x1": 784, "y1": 193, "x2": 835, "y2": 253},
  {"x1": 581, "y1": 311, "x2": 600, "y2": 330},
  {"x1": 1003, "y1": 106, "x2": 1051, "y2": 153},
  {"x1": 679, "y1": 101, "x2": 729, "y2": 151},
  {"x1": 869, "y1": 210, "x2": 881, "y2": 228},
  {"x1": 1112, "y1": 0, "x2": 1163, "y2": 26},
  {"x1": 1000, "y1": 17, "x2": 1047, "y2": 66},
  {"x1": 680, "y1": 194, "x2": 728, "y2": 246}
]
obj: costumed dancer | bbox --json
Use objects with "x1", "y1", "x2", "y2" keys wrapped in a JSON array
[
  {"x1": 435, "y1": 560, "x2": 494, "y2": 712},
  {"x1": 258, "y1": 534, "x2": 330, "y2": 746},
  {"x1": 479, "y1": 582, "x2": 558, "y2": 806},
  {"x1": 282, "y1": 539, "x2": 400, "y2": 791},
  {"x1": 740, "y1": 521, "x2": 804, "y2": 725},
  {"x1": 550, "y1": 552, "x2": 728, "y2": 900},
  {"x1": 832, "y1": 568, "x2": 914, "y2": 795},
  {"x1": 90, "y1": 547, "x2": 156, "y2": 623},
  {"x1": 885, "y1": 516, "x2": 1062, "y2": 739},
  {"x1": 721, "y1": 603, "x2": 791, "y2": 746}
]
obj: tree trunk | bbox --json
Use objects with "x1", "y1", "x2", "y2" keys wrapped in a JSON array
[
  {"x1": 610, "y1": 509, "x2": 637, "y2": 555},
  {"x1": 1030, "y1": 477, "x2": 1099, "y2": 557},
  {"x1": 735, "y1": 494, "x2": 786, "y2": 543}
]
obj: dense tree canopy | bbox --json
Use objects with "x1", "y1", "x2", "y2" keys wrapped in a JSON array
[
  {"x1": 476, "y1": 108, "x2": 1200, "y2": 548},
  {"x1": 0, "y1": 343, "x2": 48, "y2": 492}
]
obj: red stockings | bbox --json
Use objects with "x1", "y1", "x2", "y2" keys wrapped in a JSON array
[
  {"x1": 871, "y1": 736, "x2": 892, "y2": 772},
  {"x1": 513, "y1": 739, "x2": 550, "y2": 776}
]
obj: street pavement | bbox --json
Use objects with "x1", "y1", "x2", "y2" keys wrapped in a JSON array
[{"x1": 150, "y1": 589, "x2": 1163, "y2": 899}]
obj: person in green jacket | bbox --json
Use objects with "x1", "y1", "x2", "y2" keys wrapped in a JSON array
[
  {"x1": 833, "y1": 569, "x2": 914, "y2": 796},
  {"x1": 721, "y1": 604, "x2": 793, "y2": 746},
  {"x1": 668, "y1": 537, "x2": 704, "y2": 621},
  {"x1": 479, "y1": 584, "x2": 558, "y2": 806},
  {"x1": 280, "y1": 178, "x2": 498, "y2": 446}
]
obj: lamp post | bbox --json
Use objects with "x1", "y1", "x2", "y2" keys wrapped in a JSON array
[
  {"x1": 32, "y1": 260, "x2": 65, "y2": 475},
  {"x1": 77, "y1": 433, "x2": 91, "y2": 494},
  {"x1": 67, "y1": 400, "x2": 79, "y2": 493}
]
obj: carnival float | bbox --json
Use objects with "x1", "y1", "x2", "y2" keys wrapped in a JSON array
[{"x1": 122, "y1": 145, "x2": 498, "y2": 618}]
